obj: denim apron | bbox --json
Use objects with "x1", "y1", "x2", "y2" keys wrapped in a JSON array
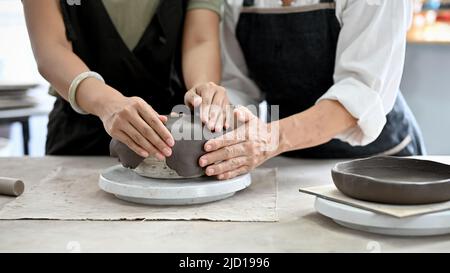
[
  {"x1": 46, "y1": 0, "x2": 187, "y2": 155},
  {"x1": 236, "y1": 0, "x2": 425, "y2": 158}
]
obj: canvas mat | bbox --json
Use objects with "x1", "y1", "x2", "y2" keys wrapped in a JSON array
[
  {"x1": 300, "y1": 185, "x2": 450, "y2": 218},
  {"x1": 0, "y1": 167, "x2": 278, "y2": 222}
]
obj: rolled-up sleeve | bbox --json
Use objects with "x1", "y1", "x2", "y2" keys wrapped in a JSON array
[
  {"x1": 188, "y1": 0, "x2": 224, "y2": 19},
  {"x1": 317, "y1": 0, "x2": 413, "y2": 146}
]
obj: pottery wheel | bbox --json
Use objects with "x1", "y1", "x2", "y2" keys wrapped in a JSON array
[
  {"x1": 99, "y1": 165, "x2": 252, "y2": 206},
  {"x1": 315, "y1": 197, "x2": 450, "y2": 236}
]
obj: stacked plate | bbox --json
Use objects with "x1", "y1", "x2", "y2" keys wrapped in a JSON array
[{"x1": 0, "y1": 83, "x2": 39, "y2": 110}]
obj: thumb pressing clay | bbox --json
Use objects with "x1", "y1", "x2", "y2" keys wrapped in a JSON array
[
  {"x1": 110, "y1": 114, "x2": 223, "y2": 179},
  {"x1": 0, "y1": 177, "x2": 25, "y2": 197},
  {"x1": 165, "y1": 114, "x2": 223, "y2": 177}
]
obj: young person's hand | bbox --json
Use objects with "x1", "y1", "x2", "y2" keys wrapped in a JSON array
[
  {"x1": 185, "y1": 82, "x2": 232, "y2": 132},
  {"x1": 97, "y1": 92, "x2": 175, "y2": 160}
]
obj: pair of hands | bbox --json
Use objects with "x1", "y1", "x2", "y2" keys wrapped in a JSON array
[
  {"x1": 99, "y1": 82, "x2": 230, "y2": 159},
  {"x1": 99, "y1": 83, "x2": 278, "y2": 179}
]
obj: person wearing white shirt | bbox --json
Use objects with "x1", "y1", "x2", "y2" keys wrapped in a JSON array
[{"x1": 189, "y1": 0, "x2": 426, "y2": 180}]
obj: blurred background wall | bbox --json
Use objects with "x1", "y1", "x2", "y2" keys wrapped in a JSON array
[{"x1": 402, "y1": 0, "x2": 450, "y2": 154}]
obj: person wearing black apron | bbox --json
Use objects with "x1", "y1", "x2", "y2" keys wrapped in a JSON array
[
  {"x1": 23, "y1": 0, "x2": 226, "y2": 158},
  {"x1": 198, "y1": 0, "x2": 426, "y2": 180}
]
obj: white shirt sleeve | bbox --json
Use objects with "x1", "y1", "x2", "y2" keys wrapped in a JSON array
[
  {"x1": 221, "y1": 0, "x2": 262, "y2": 105},
  {"x1": 317, "y1": 0, "x2": 413, "y2": 146}
]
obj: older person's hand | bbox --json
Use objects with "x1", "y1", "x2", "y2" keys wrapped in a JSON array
[{"x1": 199, "y1": 107, "x2": 281, "y2": 180}]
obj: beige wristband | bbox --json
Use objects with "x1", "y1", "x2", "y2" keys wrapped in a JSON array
[{"x1": 68, "y1": 71, "x2": 105, "y2": 115}]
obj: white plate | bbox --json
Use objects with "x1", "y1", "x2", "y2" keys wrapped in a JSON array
[
  {"x1": 0, "y1": 83, "x2": 38, "y2": 91},
  {"x1": 99, "y1": 165, "x2": 252, "y2": 206},
  {"x1": 315, "y1": 197, "x2": 450, "y2": 236},
  {"x1": 0, "y1": 96, "x2": 37, "y2": 110}
]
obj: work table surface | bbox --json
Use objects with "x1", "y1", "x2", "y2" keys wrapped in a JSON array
[{"x1": 0, "y1": 156, "x2": 449, "y2": 253}]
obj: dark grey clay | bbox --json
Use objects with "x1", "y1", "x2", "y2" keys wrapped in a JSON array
[
  {"x1": 332, "y1": 156, "x2": 450, "y2": 205},
  {"x1": 110, "y1": 114, "x2": 222, "y2": 178},
  {"x1": 110, "y1": 139, "x2": 145, "y2": 169}
]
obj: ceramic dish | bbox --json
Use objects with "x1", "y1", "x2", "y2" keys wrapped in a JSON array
[
  {"x1": 332, "y1": 156, "x2": 450, "y2": 205},
  {"x1": 0, "y1": 96, "x2": 37, "y2": 110},
  {"x1": 0, "y1": 83, "x2": 38, "y2": 91}
]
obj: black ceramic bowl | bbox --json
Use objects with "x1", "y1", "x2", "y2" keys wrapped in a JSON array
[{"x1": 332, "y1": 156, "x2": 450, "y2": 205}]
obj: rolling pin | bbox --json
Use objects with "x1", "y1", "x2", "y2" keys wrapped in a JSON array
[{"x1": 0, "y1": 177, "x2": 25, "y2": 197}]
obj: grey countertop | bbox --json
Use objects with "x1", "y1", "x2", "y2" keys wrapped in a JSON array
[{"x1": 0, "y1": 156, "x2": 449, "y2": 253}]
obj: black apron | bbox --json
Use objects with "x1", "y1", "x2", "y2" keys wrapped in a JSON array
[
  {"x1": 46, "y1": 0, "x2": 187, "y2": 155},
  {"x1": 236, "y1": 0, "x2": 425, "y2": 158}
]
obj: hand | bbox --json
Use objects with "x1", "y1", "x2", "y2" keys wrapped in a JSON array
[
  {"x1": 184, "y1": 82, "x2": 231, "y2": 132},
  {"x1": 199, "y1": 107, "x2": 281, "y2": 180},
  {"x1": 98, "y1": 95, "x2": 175, "y2": 160}
]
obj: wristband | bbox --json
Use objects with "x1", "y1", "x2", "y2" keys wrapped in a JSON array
[{"x1": 68, "y1": 71, "x2": 105, "y2": 115}]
